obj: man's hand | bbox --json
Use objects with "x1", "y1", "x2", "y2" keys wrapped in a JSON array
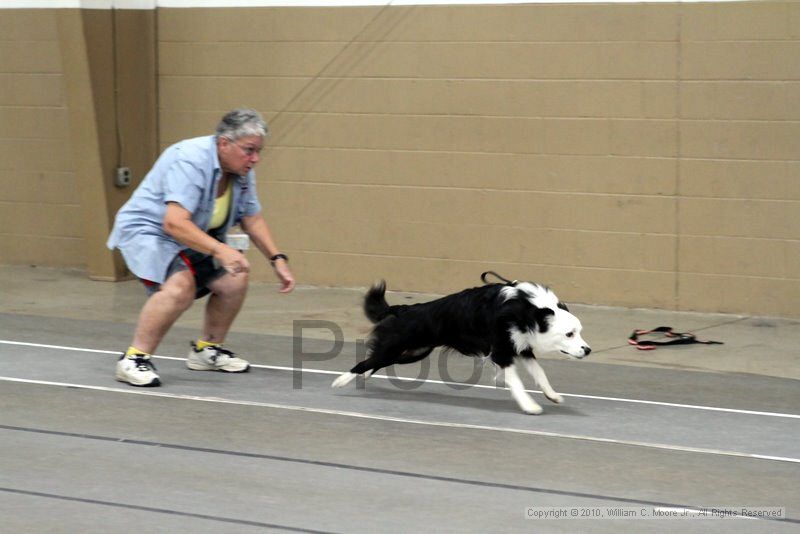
[
  {"x1": 272, "y1": 258, "x2": 295, "y2": 293},
  {"x1": 240, "y1": 213, "x2": 296, "y2": 293},
  {"x1": 213, "y1": 243, "x2": 250, "y2": 276}
]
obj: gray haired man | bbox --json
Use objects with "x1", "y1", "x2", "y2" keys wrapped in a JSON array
[{"x1": 108, "y1": 108, "x2": 295, "y2": 386}]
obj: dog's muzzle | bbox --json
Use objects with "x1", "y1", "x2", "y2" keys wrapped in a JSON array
[{"x1": 563, "y1": 346, "x2": 591, "y2": 359}]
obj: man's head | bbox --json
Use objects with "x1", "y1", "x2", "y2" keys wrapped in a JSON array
[{"x1": 216, "y1": 108, "x2": 268, "y2": 176}]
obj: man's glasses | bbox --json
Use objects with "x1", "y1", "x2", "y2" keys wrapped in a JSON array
[{"x1": 234, "y1": 142, "x2": 262, "y2": 157}]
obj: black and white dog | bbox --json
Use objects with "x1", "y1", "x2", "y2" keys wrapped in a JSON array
[{"x1": 332, "y1": 276, "x2": 590, "y2": 414}]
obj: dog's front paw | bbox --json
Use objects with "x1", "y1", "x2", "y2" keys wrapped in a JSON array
[
  {"x1": 545, "y1": 392, "x2": 564, "y2": 404},
  {"x1": 519, "y1": 399, "x2": 543, "y2": 415}
]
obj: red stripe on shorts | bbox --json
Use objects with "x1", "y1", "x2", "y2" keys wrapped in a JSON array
[{"x1": 178, "y1": 251, "x2": 197, "y2": 276}]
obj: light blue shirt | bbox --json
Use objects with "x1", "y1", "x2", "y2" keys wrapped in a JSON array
[{"x1": 107, "y1": 135, "x2": 262, "y2": 283}]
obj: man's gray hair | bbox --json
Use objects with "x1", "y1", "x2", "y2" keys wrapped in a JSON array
[{"x1": 215, "y1": 108, "x2": 268, "y2": 140}]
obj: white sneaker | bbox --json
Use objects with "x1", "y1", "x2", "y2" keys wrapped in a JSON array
[
  {"x1": 186, "y1": 343, "x2": 250, "y2": 373},
  {"x1": 116, "y1": 354, "x2": 161, "y2": 387}
]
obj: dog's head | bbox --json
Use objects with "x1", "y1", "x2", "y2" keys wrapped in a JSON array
[{"x1": 503, "y1": 283, "x2": 591, "y2": 359}]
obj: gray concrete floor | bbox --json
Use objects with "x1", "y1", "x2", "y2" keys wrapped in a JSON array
[{"x1": 1, "y1": 265, "x2": 798, "y2": 533}]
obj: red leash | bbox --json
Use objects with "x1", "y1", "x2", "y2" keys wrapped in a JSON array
[{"x1": 628, "y1": 326, "x2": 723, "y2": 351}]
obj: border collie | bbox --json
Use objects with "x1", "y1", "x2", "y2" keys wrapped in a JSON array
[{"x1": 332, "y1": 276, "x2": 591, "y2": 414}]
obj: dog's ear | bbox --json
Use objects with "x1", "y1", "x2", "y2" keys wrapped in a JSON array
[{"x1": 530, "y1": 306, "x2": 555, "y2": 333}]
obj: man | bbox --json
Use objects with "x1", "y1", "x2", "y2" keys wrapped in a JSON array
[{"x1": 107, "y1": 108, "x2": 294, "y2": 387}]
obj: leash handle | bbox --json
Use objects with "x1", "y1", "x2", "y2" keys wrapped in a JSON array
[
  {"x1": 481, "y1": 271, "x2": 518, "y2": 286},
  {"x1": 628, "y1": 326, "x2": 723, "y2": 350}
]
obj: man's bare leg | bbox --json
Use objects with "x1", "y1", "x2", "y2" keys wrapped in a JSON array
[
  {"x1": 201, "y1": 272, "x2": 249, "y2": 344},
  {"x1": 185, "y1": 272, "x2": 250, "y2": 372},
  {"x1": 131, "y1": 270, "x2": 196, "y2": 353}
]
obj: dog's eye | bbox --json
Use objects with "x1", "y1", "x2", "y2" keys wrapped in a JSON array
[{"x1": 566, "y1": 332, "x2": 574, "y2": 338}]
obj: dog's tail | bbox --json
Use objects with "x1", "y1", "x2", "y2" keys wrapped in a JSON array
[{"x1": 364, "y1": 280, "x2": 392, "y2": 324}]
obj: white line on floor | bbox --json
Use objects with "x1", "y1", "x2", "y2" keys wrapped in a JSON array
[
  {"x1": 2, "y1": 338, "x2": 798, "y2": 420},
  {"x1": 1, "y1": 375, "x2": 798, "y2": 465}
]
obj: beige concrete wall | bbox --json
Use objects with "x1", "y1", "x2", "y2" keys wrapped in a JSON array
[
  {"x1": 0, "y1": 10, "x2": 85, "y2": 266},
  {"x1": 1, "y1": 3, "x2": 797, "y2": 317},
  {"x1": 676, "y1": 2, "x2": 800, "y2": 318},
  {"x1": 0, "y1": 8, "x2": 157, "y2": 279},
  {"x1": 157, "y1": 2, "x2": 799, "y2": 317}
]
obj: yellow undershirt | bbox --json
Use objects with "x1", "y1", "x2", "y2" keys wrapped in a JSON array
[{"x1": 209, "y1": 184, "x2": 232, "y2": 230}]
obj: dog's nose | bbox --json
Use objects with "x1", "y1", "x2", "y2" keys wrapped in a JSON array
[{"x1": 583, "y1": 346, "x2": 591, "y2": 356}]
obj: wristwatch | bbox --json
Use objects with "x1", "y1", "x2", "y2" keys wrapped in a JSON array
[{"x1": 269, "y1": 253, "x2": 288, "y2": 266}]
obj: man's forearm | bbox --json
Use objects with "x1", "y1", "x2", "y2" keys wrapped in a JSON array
[
  {"x1": 241, "y1": 215, "x2": 281, "y2": 259},
  {"x1": 163, "y1": 203, "x2": 226, "y2": 256}
]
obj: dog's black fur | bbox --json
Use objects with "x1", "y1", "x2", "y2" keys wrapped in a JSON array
[
  {"x1": 332, "y1": 279, "x2": 590, "y2": 414},
  {"x1": 352, "y1": 281, "x2": 555, "y2": 375}
]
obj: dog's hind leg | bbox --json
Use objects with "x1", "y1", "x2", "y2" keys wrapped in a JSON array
[
  {"x1": 397, "y1": 347, "x2": 434, "y2": 364},
  {"x1": 331, "y1": 361, "x2": 372, "y2": 388},
  {"x1": 503, "y1": 364, "x2": 543, "y2": 415},
  {"x1": 519, "y1": 357, "x2": 563, "y2": 404},
  {"x1": 332, "y1": 372, "x2": 358, "y2": 388},
  {"x1": 331, "y1": 360, "x2": 368, "y2": 388},
  {"x1": 331, "y1": 352, "x2": 392, "y2": 388}
]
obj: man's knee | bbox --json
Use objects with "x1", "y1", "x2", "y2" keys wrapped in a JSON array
[
  {"x1": 160, "y1": 273, "x2": 196, "y2": 309},
  {"x1": 213, "y1": 272, "x2": 249, "y2": 297}
]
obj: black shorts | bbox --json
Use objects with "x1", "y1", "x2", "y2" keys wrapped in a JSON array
[{"x1": 140, "y1": 249, "x2": 226, "y2": 300}]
